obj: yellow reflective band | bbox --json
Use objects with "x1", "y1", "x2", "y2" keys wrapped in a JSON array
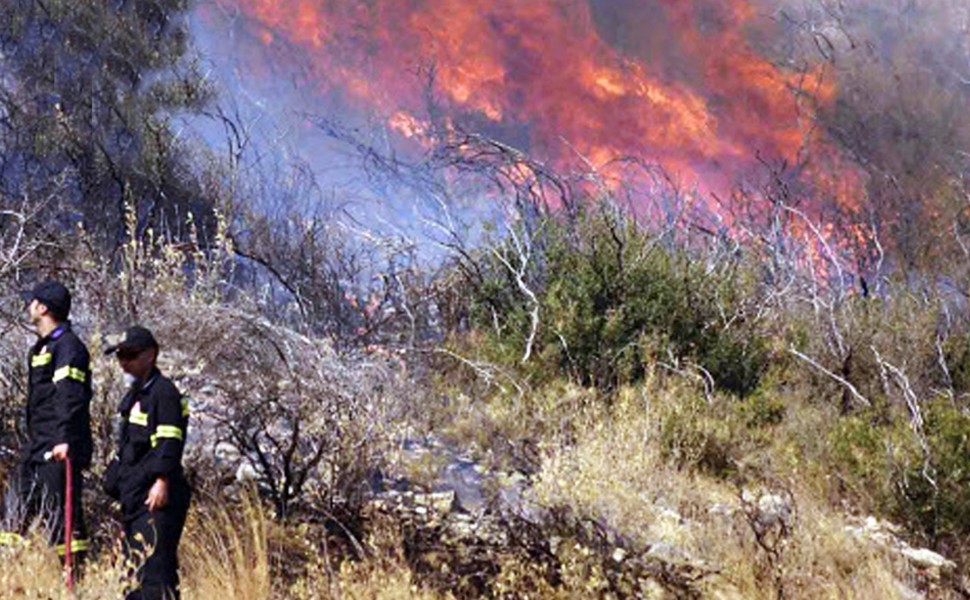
[
  {"x1": 129, "y1": 405, "x2": 149, "y2": 427},
  {"x1": 150, "y1": 425, "x2": 183, "y2": 447},
  {"x1": 52, "y1": 365, "x2": 87, "y2": 383},
  {"x1": 56, "y1": 538, "x2": 90, "y2": 555},
  {"x1": 181, "y1": 397, "x2": 190, "y2": 417},
  {"x1": 155, "y1": 425, "x2": 183, "y2": 440},
  {"x1": 31, "y1": 353, "x2": 53, "y2": 367},
  {"x1": 0, "y1": 531, "x2": 24, "y2": 546}
]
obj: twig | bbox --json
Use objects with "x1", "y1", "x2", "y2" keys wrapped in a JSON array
[{"x1": 788, "y1": 346, "x2": 871, "y2": 407}]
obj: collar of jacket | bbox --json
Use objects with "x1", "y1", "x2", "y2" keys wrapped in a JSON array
[
  {"x1": 119, "y1": 367, "x2": 162, "y2": 414},
  {"x1": 130, "y1": 367, "x2": 162, "y2": 395},
  {"x1": 49, "y1": 322, "x2": 68, "y2": 340},
  {"x1": 141, "y1": 368, "x2": 161, "y2": 391},
  {"x1": 32, "y1": 321, "x2": 70, "y2": 352}
]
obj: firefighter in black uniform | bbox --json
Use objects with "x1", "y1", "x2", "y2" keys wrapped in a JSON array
[
  {"x1": 104, "y1": 326, "x2": 190, "y2": 600},
  {"x1": 6, "y1": 280, "x2": 93, "y2": 557}
]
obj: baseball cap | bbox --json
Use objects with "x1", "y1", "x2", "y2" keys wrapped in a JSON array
[
  {"x1": 104, "y1": 326, "x2": 159, "y2": 356},
  {"x1": 21, "y1": 280, "x2": 71, "y2": 319}
]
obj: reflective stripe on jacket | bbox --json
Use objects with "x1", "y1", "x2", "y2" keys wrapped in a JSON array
[
  {"x1": 116, "y1": 368, "x2": 189, "y2": 520},
  {"x1": 26, "y1": 323, "x2": 93, "y2": 468}
]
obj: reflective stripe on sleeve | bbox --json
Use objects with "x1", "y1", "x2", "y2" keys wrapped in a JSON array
[
  {"x1": 52, "y1": 365, "x2": 87, "y2": 383},
  {"x1": 151, "y1": 424, "x2": 184, "y2": 447}
]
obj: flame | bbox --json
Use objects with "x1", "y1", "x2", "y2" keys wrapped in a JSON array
[
  {"x1": 209, "y1": 0, "x2": 870, "y2": 253},
  {"x1": 388, "y1": 110, "x2": 427, "y2": 139}
]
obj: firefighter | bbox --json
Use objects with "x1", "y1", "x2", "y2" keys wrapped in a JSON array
[
  {"x1": 4, "y1": 280, "x2": 93, "y2": 558},
  {"x1": 104, "y1": 326, "x2": 190, "y2": 600}
]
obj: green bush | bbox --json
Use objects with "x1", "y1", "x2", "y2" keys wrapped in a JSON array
[
  {"x1": 944, "y1": 332, "x2": 970, "y2": 395},
  {"x1": 899, "y1": 399, "x2": 970, "y2": 547},
  {"x1": 828, "y1": 414, "x2": 900, "y2": 504},
  {"x1": 736, "y1": 391, "x2": 787, "y2": 428},
  {"x1": 828, "y1": 400, "x2": 970, "y2": 548},
  {"x1": 465, "y1": 206, "x2": 768, "y2": 396}
]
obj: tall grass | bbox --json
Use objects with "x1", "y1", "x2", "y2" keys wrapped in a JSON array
[
  {"x1": 180, "y1": 492, "x2": 272, "y2": 599},
  {"x1": 0, "y1": 534, "x2": 129, "y2": 599}
]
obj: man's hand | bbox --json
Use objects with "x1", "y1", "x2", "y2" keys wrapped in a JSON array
[
  {"x1": 145, "y1": 477, "x2": 169, "y2": 512},
  {"x1": 50, "y1": 443, "x2": 69, "y2": 462}
]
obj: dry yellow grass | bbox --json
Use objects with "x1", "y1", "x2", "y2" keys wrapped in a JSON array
[
  {"x1": 0, "y1": 501, "x2": 449, "y2": 600},
  {"x1": 531, "y1": 382, "x2": 908, "y2": 599},
  {"x1": 0, "y1": 533, "x2": 129, "y2": 599},
  {"x1": 179, "y1": 493, "x2": 273, "y2": 600}
]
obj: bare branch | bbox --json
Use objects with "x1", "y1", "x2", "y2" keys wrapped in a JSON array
[{"x1": 788, "y1": 346, "x2": 871, "y2": 408}]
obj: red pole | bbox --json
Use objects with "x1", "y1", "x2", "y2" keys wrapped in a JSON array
[{"x1": 64, "y1": 454, "x2": 74, "y2": 593}]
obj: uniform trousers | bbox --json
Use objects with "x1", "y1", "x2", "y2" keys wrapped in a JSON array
[
  {"x1": 122, "y1": 483, "x2": 190, "y2": 600},
  {"x1": 17, "y1": 459, "x2": 89, "y2": 557}
]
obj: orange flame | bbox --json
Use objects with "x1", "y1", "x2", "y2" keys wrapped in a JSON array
[{"x1": 211, "y1": 0, "x2": 868, "y2": 239}]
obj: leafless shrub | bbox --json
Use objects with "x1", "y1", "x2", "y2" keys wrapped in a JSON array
[{"x1": 175, "y1": 304, "x2": 404, "y2": 520}]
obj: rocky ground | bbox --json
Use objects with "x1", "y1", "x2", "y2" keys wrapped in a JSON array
[{"x1": 361, "y1": 437, "x2": 969, "y2": 599}]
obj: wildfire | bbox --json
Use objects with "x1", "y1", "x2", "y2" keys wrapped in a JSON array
[{"x1": 209, "y1": 0, "x2": 868, "y2": 229}]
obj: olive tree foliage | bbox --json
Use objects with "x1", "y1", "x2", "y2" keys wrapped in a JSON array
[{"x1": 0, "y1": 0, "x2": 215, "y2": 249}]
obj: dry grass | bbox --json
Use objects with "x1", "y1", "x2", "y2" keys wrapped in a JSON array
[
  {"x1": 530, "y1": 381, "x2": 908, "y2": 599},
  {"x1": 180, "y1": 493, "x2": 273, "y2": 600},
  {"x1": 0, "y1": 499, "x2": 452, "y2": 600},
  {"x1": 332, "y1": 558, "x2": 449, "y2": 600},
  {"x1": 0, "y1": 534, "x2": 129, "y2": 599}
]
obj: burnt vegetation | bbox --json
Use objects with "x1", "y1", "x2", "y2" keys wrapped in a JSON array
[{"x1": 1, "y1": 0, "x2": 970, "y2": 598}]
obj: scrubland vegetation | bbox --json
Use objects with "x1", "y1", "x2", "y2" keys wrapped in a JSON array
[{"x1": 2, "y1": 0, "x2": 970, "y2": 598}]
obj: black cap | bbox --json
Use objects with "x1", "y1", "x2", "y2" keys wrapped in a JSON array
[
  {"x1": 104, "y1": 326, "x2": 159, "y2": 356},
  {"x1": 21, "y1": 280, "x2": 71, "y2": 319}
]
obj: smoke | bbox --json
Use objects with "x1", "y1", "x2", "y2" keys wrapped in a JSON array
[{"x1": 754, "y1": 0, "x2": 970, "y2": 268}]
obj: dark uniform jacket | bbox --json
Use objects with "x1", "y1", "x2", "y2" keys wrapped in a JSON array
[
  {"x1": 26, "y1": 322, "x2": 93, "y2": 468},
  {"x1": 106, "y1": 368, "x2": 189, "y2": 521}
]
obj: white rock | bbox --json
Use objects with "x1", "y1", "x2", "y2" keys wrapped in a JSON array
[
  {"x1": 756, "y1": 494, "x2": 791, "y2": 529},
  {"x1": 708, "y1": 503, "x2": 734, "y2": 517},
  {"x1": 657, "y1": 508, "x2": 683, "y2": 526},
  {"x1": 235, "y1": 461, "x2": 258, "y2": 482},
  {"x1": 214, "y1": 441, "x2": 239, "y2": 462},
  {"x1": 899, "y1": 546, "x2": 955, "y2": 571}
]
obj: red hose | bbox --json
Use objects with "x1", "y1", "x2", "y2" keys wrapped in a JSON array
[{"x1": 64, "y1": 454, "x2": 74, "y2": 592}]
